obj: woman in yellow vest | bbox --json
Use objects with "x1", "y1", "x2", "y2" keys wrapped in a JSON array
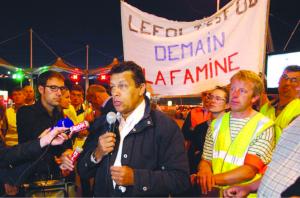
[{"x1": 188, "y1": 86, "x2": 229, "y2": 196}]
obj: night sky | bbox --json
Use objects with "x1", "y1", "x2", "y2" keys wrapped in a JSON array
[{"x1": 0, "y1": 0, "x2": 299, "y2": 70}]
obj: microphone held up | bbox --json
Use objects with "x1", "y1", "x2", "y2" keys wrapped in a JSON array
[
  {"x1": 106, "y1": 112, "x2": 117, "y2": 132},
  {"x1": 63, "y1": 121, "x2": 90, "y2": 137}
]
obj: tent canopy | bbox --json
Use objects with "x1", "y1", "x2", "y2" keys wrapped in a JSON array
[
  {"x1": 31, "y1": 57, "x2": 84, "y2": 75},
  {"x1": 88, "y1": 57, "x2": 119, "y2": 75}
]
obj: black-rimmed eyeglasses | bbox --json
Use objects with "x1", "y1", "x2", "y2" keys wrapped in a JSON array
[
  {"x1": 45, "y1": 85, "x2": 67, "y2": 92},
  {"x1": 280, "y1": 74, "x2": 300, "y2": 84}
]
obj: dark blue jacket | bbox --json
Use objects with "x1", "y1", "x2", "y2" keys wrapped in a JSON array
[{"x1": 77, "y1": 98, "x2": 190, "y2": 197}]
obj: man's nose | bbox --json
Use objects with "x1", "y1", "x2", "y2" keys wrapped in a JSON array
[
  {"x1": 231, "y1": 89, "x2": 236, "y2": 95},
  {"x1": 57, "y1": 89, "x2": 62, "y2": 95},
  {"x1": 111, "y1": 88, "x2": 120, "y2": 97}
]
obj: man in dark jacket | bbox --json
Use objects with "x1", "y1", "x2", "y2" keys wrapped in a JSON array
[
  {"x1": 17, "y1": 71, "x2": 71, "y2": 182},
  {"x1": 63, "y1": 61, "x2": 190, "y2": 197}
]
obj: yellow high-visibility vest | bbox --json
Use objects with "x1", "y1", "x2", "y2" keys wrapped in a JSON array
[
  {"x1": 211, "y1": 112, "x2": 274, "y2": 188},
  {"x1": 63, "y1": 105, "x2": 78, "y2": 125},
  {"x1": 259, "y1": 102, "x2": 275, "y2": 121},
  {"x1": 72, "y1": 104, "x2": 92, "y2": 149},
  {"x1": 5, "y1": 107, "x2": 18, "y2": 146},
  {"x1": 275, "y1": 98, "x2": 300, "y2": 136}
]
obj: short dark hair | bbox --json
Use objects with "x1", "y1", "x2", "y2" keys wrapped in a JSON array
[
  {"x1": 11, "y1": 86, "x2": 23, "y2": 96},
  {"x1": 284, "y1": 65, "x2": 300, "y2": 72},
  {"x1": 37, "y1": 71, "x2": 65, "y2": 87},
  {"x1": 70, "y1": 84, "x2": 84, "y2": 93},
  {"x1": 109, "y1": 61, "x2": 146, "y2": 86}
]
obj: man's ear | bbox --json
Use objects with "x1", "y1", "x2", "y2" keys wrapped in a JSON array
[
  {"x1": 225, "y1": 103, "x2": 230, "y2": 110},
  {"x1": 139, "y1": 83, "x2": 146, "y2": 96},
  {"x1": 38, "y1": 85, "x2": 44, "y2": 95},
  {"x1": 251, "y1": 95, "x2": 260, "y2": 104}
]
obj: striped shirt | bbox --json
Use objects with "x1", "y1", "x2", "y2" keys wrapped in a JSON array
[
  {"x1": 202, "y1": 114, "x2": 275, "y2": 165},
  {"x1": 258, "y1": 116, "x2": 300, "y2": 197}
]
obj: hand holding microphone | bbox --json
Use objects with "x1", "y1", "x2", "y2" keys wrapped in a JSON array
[
  {"x1": 60, "y1": 147, "x2": 83, "y2": 174},
  {"x1": 92, "y1": 112, "x2": 117, "y2": 162},
  {"x1": 39, "y1": 127, "x2": 69, "y2": 148},
  {"x1": 64, "y1": 120, "x2": 90, "y2": 138}
]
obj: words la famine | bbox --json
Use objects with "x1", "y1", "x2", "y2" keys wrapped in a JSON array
[{"x1": 144, "y1": 52, "x2": 239, "y2": 86}]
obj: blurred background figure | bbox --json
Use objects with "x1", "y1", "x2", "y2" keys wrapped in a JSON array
[
  {"x1": 70, "y1": 85, "x2": 86, "y2": 123},
  {"x1": 4, "y1": 87, "x2": 25, "y2": 146},
  {"x1": 60, "y1": 88, "x2": 78, "y2": 125},
  {"x1": 0, "y1": 104, "x2": 6, "y2": 142},
  {"x1": 22, "y1": 85, "x2": 35, "y2": 105},
  {"x1": 86, "y1": 84, "x2": 112, "y2": 118},
  {"x1": 182, "y1": 90, "x2": 212, "y2": 151}
]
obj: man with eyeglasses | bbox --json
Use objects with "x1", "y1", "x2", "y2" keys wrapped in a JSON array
[
  {"x1": 15, "y1": 71, "x2": 72, "y2": 188},
  {"x1": 197, "y1": 70, "x2": 275, "y2": 196},
  {"x1": 273, "y1": 65, "x2": 300, "y2": 136}
]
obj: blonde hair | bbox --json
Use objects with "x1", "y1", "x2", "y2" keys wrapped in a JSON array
[{"x1": 230, "y1": 70, "x2": 263, "y2": 97}]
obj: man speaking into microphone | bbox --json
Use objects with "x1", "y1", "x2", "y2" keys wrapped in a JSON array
[{"x1": 74, "y1": 61, "x2": 190, "y2": 197}]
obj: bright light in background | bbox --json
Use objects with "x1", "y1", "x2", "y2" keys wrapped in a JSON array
[
  {"x1": 167, "y1": 100, "x2": 172, "y2": 106},
  {"x1": 12, "y1": 70, "x2": 25, "y2": 81},
  {"x1": 97, "y1": 74, "x2": 110, "y2": 83},
  {"x1": 0, "y1": 90, "x2": 8, "y2": 100},
  {"x1": 70, "y1": 74, "x2": 81, "y2": 83},
  {"x1": 99, "y1": 74, "x2": 107, "y2": 80}
]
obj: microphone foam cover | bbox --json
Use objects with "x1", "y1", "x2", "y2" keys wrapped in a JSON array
[{"x1": 106, "y1": 112, "x2": 117, "y2": 125}]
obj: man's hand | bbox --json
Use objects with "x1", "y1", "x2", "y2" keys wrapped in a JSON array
[
  {"x1": 197, "y1": 160, "x2": 215, "y2": 194},
  {"x1": 110, "y1": 166, "x2": 134, "y2": 186},
  {"x1": 190, "y1": 174, "x2": 197, "y2": 185},
  {"x1": 39, "y1": 127, "x2": 69, "y2": 147},
  {"x1": 4, "y1": 183, "x2": 19, "y2": 196},
  {"x1": 59, "y1": 149, "x2": 74, "y2": 173},
  {"x1": 93, "y1": 132, "x2": 116, "y2": 162},
  {"x1": 223, "y1": 185, "x2": 251, "y2": 198}
]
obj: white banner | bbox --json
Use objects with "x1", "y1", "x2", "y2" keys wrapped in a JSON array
[{"x1": 121, "y1": 0, "x2": 268, "y2": 96}]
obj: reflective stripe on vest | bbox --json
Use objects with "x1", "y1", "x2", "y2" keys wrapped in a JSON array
[{"x1": 211, "y1": 112, "x2": 274, "y2": 187}]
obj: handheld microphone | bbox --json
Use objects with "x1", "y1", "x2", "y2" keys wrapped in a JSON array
[
  {"x1": 70, "y1": 147, "x2": 83, "y2": 164},
  {"x1": 56, "y1": 117, "x2": 74, "y2": 128},
  {"x1": 106, "y1": 112, "x2": 117, "y2": 132},
  {"x1": 64, "y1": 121, "x2": 89, "y2": 137}
]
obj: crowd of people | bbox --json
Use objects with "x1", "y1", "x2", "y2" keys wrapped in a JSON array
[{"x1": 0, "y1": 61, "x2": 299, "y2": 197}]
